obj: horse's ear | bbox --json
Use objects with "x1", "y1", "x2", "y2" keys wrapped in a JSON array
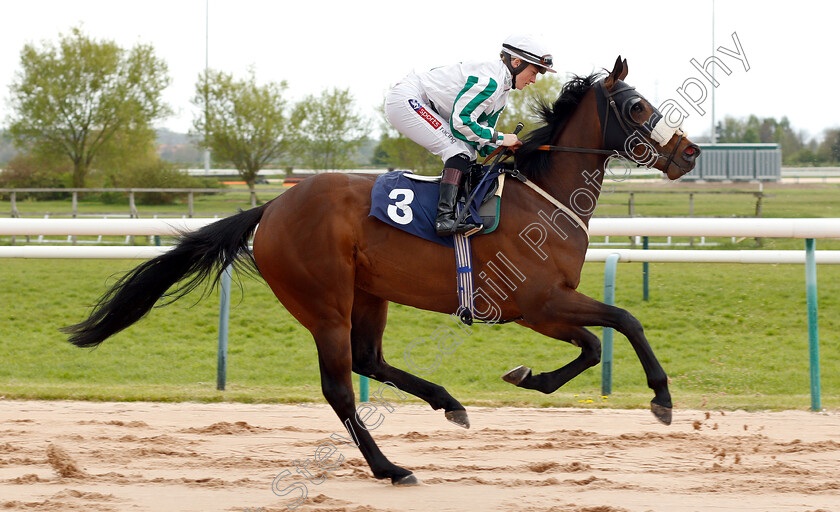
[
  {"x1": 619, "y1": 58, "x2": 629, "y2": 80},
  {"x1": 604, "y1": 55, "x2": 628, "y2": 89}
]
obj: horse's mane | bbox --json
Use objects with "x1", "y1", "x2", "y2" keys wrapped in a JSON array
[{"x1": 516, "y1": 73, "x2": 604, "y2": 179}]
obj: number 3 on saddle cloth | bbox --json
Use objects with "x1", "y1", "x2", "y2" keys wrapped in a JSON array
[
  {"x1": 369, "y1": 168, "x2": 505, "y2": 248},
  {"x1": 369, "y1": 167, "x2": 505, "y2": 325}
]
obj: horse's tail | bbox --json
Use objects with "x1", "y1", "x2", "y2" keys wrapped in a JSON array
[{"x1": 62, "y1": 205, "x2": 267, "y2": 348}]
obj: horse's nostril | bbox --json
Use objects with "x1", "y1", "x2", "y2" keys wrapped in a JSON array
[{"x1": 683, "y1": 144, "x2": 700, "y2": 160}]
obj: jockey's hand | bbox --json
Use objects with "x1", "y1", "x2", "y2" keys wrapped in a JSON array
[{"x1": 501, "y1": 133, "x2": 522, "y2": 148}]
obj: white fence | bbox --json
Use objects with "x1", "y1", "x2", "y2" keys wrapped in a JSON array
[
  {"x1": 588, "y1": 218, "x2": 839, "y2": 238},
  {"x1": 3, "y1": 242, "x2": 840, "y2": 264},
  {"x1": 0, "y1": 218, "x2": 214, "y2": 237},
  {"x1": 2, "y1": 218, "x2": 840, "y2": 262},
  {"x1": 0, "y1": 215, "x2": 838, "y2": 241}
]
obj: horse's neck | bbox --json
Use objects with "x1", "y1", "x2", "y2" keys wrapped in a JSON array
[{"x1": 536, "y1": 93, "x2": 607, "y2": 226}]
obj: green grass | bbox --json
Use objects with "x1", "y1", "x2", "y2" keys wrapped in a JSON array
[{"x1": 1, "y1": 257, "x2": 837, "y2": 412}]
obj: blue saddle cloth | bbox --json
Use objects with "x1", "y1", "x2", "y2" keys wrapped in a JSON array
[{"x1": 369, "y1": 170, "x2": 500, "y2": 248}]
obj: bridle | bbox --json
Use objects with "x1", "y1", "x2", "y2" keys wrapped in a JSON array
[{"x1": 531, "y1": 78, "x2": 691, "y2": 174}]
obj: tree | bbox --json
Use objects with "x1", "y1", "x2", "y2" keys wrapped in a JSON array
[
  {"x1": 495, "y1": 73, "x2": 565, "y2": 137},
  {"x1": 6, "y1": 27, "x2": 171, "y2": 187},
  {"x1": 774, "y1": 117, "x2": 805, "y2": 158},
  {"x1": 816, "y1": 128, "x2": 840, "y2": 163},
  {"x1": 742, "y1": 115, "x2": 761, "y2": 143},
  {"x1": 715, "y1": 115, "x2": 806, "y2": 164},
  {"x1": 0, "y1": 131, "x2": 16, "y2": 164},
  {"x1": 715, "y1": 116, "x2": 746, "y2": 143},
  {"x1": 0, "y1": 153, "x2": 72, "y2": 200},
  {"x1": 291, "y1": 88, "x2": 369, "y2": 170},
  {"x1": 94, "y1": 123, "x2": 161, "y2": 186},
  {"x1": 374, "y1": 132, "x2": 441, "y2": 174},
  {"x1": 192, "y1": 68, "x2": 289, "y2": 191},
  {"x1": 372, "y1": 103, "x2": 440, "y2": 174}
]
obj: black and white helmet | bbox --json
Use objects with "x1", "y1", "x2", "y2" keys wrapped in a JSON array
[{"x1": 501, "y1": 34, "x2": 557, "y2": 75}]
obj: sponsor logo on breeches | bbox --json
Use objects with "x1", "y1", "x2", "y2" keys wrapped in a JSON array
[
  {"x1": 408, "y1": 99, "x2": 458, "y2": 145},
  {"x1": 408, "y1": 98, "x2": 442, "y2": 129}
]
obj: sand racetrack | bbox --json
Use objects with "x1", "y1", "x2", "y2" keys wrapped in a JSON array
[{"x1": 1, "y1": 400, "x2": 838, "y2": 512}]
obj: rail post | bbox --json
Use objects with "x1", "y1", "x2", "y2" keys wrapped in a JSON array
[
  {"x1": 359, "y1": 376, "x2": 369, "y2": 402},
  {"x1": 755, "y1": 191, "x2": 764, "y2": 246},
  {"x1": 128, "y1": 190, "x2": 137, "y2": 245},
  {"x1": 71, "y1": 192, "x2": 78, "y2": 245},
  {"x1": 688, "y1": 193, "x2": 694, "y2": 247},
  {"x1": 10, "y1": 191, "x2": 17, "y2": 245},
  {"x1": 9, "y1": 191, "x2": 17, "y2": 218},
  {"x1": 805, "y1": 238, "x2": 821, "y2": 411},
  {"x1": 128, "y1": 190, "x2": 138, "y2": 218},
  {"x1": 217, "y1": 265, "x2": 232, "y2": 391},
  {"x1": 642, "y1": 236, "x2": 650, "y2": 301},
  {"x1": 601, "y1": 253, "x2": 620, "y2": 396}
]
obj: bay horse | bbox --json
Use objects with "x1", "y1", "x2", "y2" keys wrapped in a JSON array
[{"x1": 64, "y1": 57, "x2": 700, "y2": 485}]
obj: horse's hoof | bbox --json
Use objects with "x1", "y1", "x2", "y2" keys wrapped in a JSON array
[
  {"x1": 502, "y1": 365, "x2": 532, "y2": 386},
  {"x1": 393, "y1": 473, "x2": 420, "y2": 486},
  {"x1": 445, "y1": 409, "x2": 470, "y2": 429},
  {"x1": 650, "y1": 401, "x2": 672, "y2": 425}
]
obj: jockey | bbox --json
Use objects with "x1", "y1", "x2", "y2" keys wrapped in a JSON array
[{"x1": 385, "y1": 34, "x2": 556, "y2": 236}]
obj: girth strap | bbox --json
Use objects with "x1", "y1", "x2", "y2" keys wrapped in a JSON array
[{"x1": 453, "y1": 231, "x2": 475, "y2": 325}]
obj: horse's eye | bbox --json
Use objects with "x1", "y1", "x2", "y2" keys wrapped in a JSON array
[{"x1": 631, "y1": 102, "x2": 644, "y2": 113}]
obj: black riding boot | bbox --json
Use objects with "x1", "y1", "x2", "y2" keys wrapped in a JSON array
[{"x1": 435, "y1": 167, "x2": 482, "y2": 236}]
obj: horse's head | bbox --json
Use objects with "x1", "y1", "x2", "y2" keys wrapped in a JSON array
[{"x1": 598, "y1": 56, "x2": 701, "y2": 180}]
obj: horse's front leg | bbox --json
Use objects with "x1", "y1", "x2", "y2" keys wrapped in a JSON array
[
  {"x1": 504, "y1": 288, "x2": 672, "y2": 425},
  {"x1": 502, "y1": 324, "x2": 601, "y2": 394}
]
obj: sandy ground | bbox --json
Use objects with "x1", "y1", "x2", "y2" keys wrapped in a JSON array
[{"x1": 0, "y1": 400, "x2": 838, "y2": 512}]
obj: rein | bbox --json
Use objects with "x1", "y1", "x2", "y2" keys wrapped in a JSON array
[
  {"x1": 536, "y1": 144, "x2": 628, "y2": 157},
  {"x1": 535, "y1": 138, "x2": 687, "y2": 173}
]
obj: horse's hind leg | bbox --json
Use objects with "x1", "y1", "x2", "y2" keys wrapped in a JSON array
[
  {"x1": 350, "y1": 289, "x2": 470, "y2": 428},
  {"x1": 313, "y1": 323, "x2": 417, "y2": 485},
  {"x1": 253, "y1": 218, "x2": 416, "y2": 483}
]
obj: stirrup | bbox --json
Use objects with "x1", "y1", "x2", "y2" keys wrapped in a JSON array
[
  {"x1": 436, "y1": 219, "x2": 482, "y2": 237},
  {"x1": 456, "y1": 222, "x2": 483, "y2": 237}
]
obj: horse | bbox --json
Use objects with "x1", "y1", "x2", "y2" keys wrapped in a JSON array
[{"x1": 63, "y1": 56, "x2": 700, "y2": 486}]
